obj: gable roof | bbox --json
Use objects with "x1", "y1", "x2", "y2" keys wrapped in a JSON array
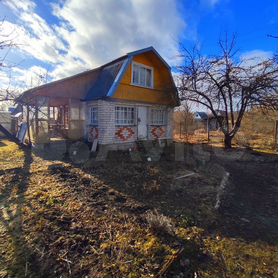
[
  {"x1": 21, "y1": 46, "x2": 178, "y2": 106},
  {"x1": 195, "y1": 112, "x2": 208, "y2": 120},
  {"x1": 127, "y1": 46, "x2": 170, "y2": 69},
  {"x1": 195, "y1": 110, "x2": 227, "y2": 120}
]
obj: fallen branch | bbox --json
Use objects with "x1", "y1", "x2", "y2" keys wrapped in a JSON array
[
  {"x1": 155, "y1": 247, "x2": 184, "y2": 278},
  {"x1": 175, "y1": 172, "x2": 195, "y2": 180},
  {"x1": 219, "y1": 252, "x2": 227, "y2": 278}
]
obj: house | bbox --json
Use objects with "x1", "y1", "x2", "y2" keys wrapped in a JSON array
[
  {"x1": 0, "y1": 105, "x2": 23, "y2": 137},
  {"x1": 194, "y1": 110, "x2": 226, "y2": 131},
  {"x1": 20, "y1": 47, "x2": 179, "y2": 149},
  {"x1": 194, "y1": 112, "x2": 208, "y2": 121},
  {"x1": 207, "y1": 110, "x2": 226, "y2": 130},
  {"x1": 0, "y1": 111, "x2": 12, "y2": 137}
]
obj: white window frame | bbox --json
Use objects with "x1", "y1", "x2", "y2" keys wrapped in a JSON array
[
  {"x1": 89, "y1": 106, "x2": 98, "y2": 125},
  {"x1": 115, "y1": 106, "x2": 135, "y2": 126},
  {"x1": 150, "y1": 108, "x2": 166, "y2": 125},
  {"x1": 131, "y1": 62, "x2": 154, "y2": 88}
]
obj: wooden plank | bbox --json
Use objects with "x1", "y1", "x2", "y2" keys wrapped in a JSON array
[
  {"x1": 0, "y1": 124, "x2": 22, "y2": 144},
  {"x1": 175, "y1": 172, "x2": 195, "y2": 180},
  {"x1": 17, "y1": 122, "x2": 27, "y2": 143},
  {"x1": 274, "y1": 119, "x2": 278, "y2": 150},
  {"x1": 91, "y1": 139, "x2": 98, "y2": 152}
]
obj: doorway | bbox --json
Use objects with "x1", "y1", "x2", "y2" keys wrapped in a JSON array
[{"x1": 137, "y1": 107, "x2": 147, "y2": 140}]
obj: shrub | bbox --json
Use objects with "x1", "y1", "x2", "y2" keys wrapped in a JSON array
[{"x1": 145, "y1": 210, "x2": 175, "y2": 235}]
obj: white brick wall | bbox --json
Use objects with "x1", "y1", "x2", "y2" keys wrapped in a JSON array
[
  {"x1": 85, "y1": 100, "x2": 174, "y2": 145},
  {"x1": 166, "y1": 108, "x2": 173, "y2": 138}
]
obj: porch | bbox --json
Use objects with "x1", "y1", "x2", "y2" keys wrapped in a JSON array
[{"x1": 24, "y1": 96, "x2": 85, "y2": 144}]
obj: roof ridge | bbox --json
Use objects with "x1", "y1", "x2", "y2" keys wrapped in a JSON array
[
  {"x1": 22, "y1": 46, "x2": 169, "y2": 94},
  {"x1": 22, "y1": 66, "x2": 102, "y2": 94},
  {"x1": 22, "y1": 56, "x2": 128, "y2": 94}
]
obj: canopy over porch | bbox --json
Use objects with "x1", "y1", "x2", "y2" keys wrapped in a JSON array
[
  {"x1": 17, "y1": 69, "x2": 100, "y2": 144},
  {"x1": 19, "y1": 95, "x2": 86, "y2": 144}
]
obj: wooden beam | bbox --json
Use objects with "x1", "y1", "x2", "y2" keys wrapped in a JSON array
[
  {"x1": 0, "y1": 124, "x2": 24, "y2": 146},
  {"x1": 274, "y1": 119, "x2": 278, "y2": 150},
  {"x1": 35, "y1": 100, "x2": 39, "y2": 137},
  {"x1": 26, "y1": 105, "x2": 32, "y2": 146}
]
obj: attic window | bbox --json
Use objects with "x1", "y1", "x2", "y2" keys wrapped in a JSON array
[{"x1": 132, "y1": 62, "x2": 153, "y2": 88}]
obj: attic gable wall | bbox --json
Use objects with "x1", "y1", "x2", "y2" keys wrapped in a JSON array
[{"x1": 112, "y1": 52, "x2": 177, "y2": 106}]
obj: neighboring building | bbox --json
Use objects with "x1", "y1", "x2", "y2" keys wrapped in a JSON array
[
  {"x1": 194, "y1": 110, "x2": 226, "y2": 131},
  {"x1": 0, "y1": 105, "x2": 23, "y2": 137},
  {"x1": 0, "y1": 111, "x2": 12, "y2": 136},
  {"x1": 194, "y1": 112, "x2": 208, "y2": 121},
  {"x1": 20, "y1": 47, "x2": 179, "y2": 148}
]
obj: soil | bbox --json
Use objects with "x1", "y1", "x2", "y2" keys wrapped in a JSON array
[{"x1": 0, "y1": 139, "x2": 277, "y2": 278}]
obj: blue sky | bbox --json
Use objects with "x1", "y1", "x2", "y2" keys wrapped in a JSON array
[
  {"x1": 184, "y1": 0, "x2": 277, "y2": 54},
  {"x1": 0, "y1": 0, "x2": 277, "y2": 90}
]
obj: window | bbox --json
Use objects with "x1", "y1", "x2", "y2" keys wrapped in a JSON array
[
  {"x1": 115, "y1": 106, "x2": 135, "y2": 125},
  {"x1": 90, "y1": 107, "x2": 98, "y2": 125},
  {"x1": 132, "y1": 63, "x2": 153, "y2": 88},
  {"x1": 151, "y1": 109, "x2": 166, "y2": 125}
]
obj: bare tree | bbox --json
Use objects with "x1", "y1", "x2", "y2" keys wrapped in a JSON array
[
  {"x1": 0, "y1": 18, "x2": 19, "y2": 103},
  {"x1": 174, "y1": 101, "x2": 194, "y2": 141},
  {"x1": 178, "y1": 36, "x2": 278, "y2": 148},
  {"x1": 0, "y1": 18, "x2": 51, "y2": 146}
]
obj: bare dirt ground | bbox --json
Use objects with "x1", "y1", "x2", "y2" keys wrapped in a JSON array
[{"x1": 0, "y1": 139, "x2": 277, "y2": 278}]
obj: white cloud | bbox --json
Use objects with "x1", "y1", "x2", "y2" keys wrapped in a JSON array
[
  {"x1": 6, "y1": 0, "x2": 67, "y2": 63},
  {"x1": 0, "y1": 63, "x2": 50, "y2": 92},
  {"x1": 241, "y1": 49, "x2": 273, "y2": 61},
  {"x1": 51, "y1": 0, "x2": 185, "y2": 78},
  {"x1": 240, "y1": 50, "x2": 273, "y2": 67},
  {"x1": 3, "y1": 0, "x2": 36, "y2": 13},
  {"x1": 1, "y1": 16, "x2": 64, "y2": 65},
  {"x1": 0, "y1": 71, "x2": 11, "y2": 89},
  {"x1": 13, "y1": 65, "x2": 49, "y2": 87},
  {"x1": 3, "y1": 0, "x2": 186, "y2": 81}
]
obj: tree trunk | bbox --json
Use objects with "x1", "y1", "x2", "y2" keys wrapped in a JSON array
[{"x1": 224, "y1": 134, "x2": 232, "y2": 149}]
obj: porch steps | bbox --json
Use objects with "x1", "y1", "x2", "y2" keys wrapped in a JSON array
[{"x1": 135, "y1": 140, "x2": 164, "y2": 161}]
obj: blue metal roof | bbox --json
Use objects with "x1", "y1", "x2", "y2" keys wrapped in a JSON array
[
  {"x1": 84, "y1": 59, "x2": 125, "y2": 101},
  {"x1": 195, "y1": 112, "x2": 208, "y2": 120}
]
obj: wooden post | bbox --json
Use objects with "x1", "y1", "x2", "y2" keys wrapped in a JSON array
[
  {"x1": 35, "y1": 100, "x2": 39, "y2": 138},
  {"x1": 47, "y1": 102, "x2": 50, "y2": 131},
  {"x1": 26, "y1": 105, "x2": 31, "y2": 146},
  {"x1": 68, "y1": 98, "x2": 71, "y2": 137},
  {"x1": 274, "y1": 119, "x2": 278, "y2": 151},
  {"x1": 207, "y1": 117, "x2": 210, "y2": 142},
  {"x1": 184, "y1": 119, "x2": 187, "y2": 142}
]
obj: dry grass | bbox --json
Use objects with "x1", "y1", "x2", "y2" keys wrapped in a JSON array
[
  {"x1": 145, "y1": 209, "x2": 175, "y2": 235},
  {"x1": 174, "y1": 109, "x2": 277, "y2": 153},
  {"x1": 175, "y1": 130, "x2": 276, "y2": 153}
]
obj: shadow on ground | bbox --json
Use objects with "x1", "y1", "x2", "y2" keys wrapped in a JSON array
[{"x1": 0, "y1": 147, "x2": 53, "y2": 278}]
